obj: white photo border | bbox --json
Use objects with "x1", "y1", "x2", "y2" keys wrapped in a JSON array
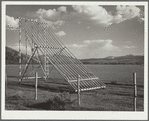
[{"x1": 1, "y1": 1, "x2": 148, "y2": 120}]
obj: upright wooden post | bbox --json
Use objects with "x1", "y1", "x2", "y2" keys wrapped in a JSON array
[
  {"x1": 35, "y1": 72, "x2": 38, "y2": 100},
  {"x1": 25, "y1": 19, "x2": 28, "y2": 61},
  {"x1": 44, "y1": 56, "x2": 47, "y2": 74},
  {"x1": 77, "y1": 75, "x2": 80, "y2": 106},
  {"x1": 133, "y1": 72, "x2": 137, "y2": 111},
  {"x1": 19, "y1": 18, "x2": 21, "y2": 82},
  {"x1": 43, "y1": 26, "x2": 49, "y2": 77}
]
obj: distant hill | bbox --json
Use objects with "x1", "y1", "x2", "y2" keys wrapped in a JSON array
[
  {"x1": 6, "y1": 46, "x2": 38, "y2": 64},
  {"x1": 80, "y1": 54, "x2": 144, "y2": 65},
  {"x1": 6, "y1": 46, "x2": 144, "y2": 65}
]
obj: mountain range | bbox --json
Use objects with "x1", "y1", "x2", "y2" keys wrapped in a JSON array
[
  {"x1": 6, "y1": 46, "x2": 38, "y2": 64},
  {"x1": 6, "y1": 46, "x2": 144, "y2": 65},
  {"x1": 81, "y1": 54, "x2": 144, "y2": 65}
]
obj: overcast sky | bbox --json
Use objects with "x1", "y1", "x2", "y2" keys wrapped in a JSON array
[{"x1": 6, "y1": 4, "x2": 144, "y2": 59}]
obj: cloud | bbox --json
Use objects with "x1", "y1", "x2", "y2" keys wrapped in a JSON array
[
  {"x1": 6, "y1": 15, "x2": 19, "y2": 30},
  {"x1": 72, "y1": 5, "x2": 141, "y2": 26},
  {"x1": 66, "y1": 43, "x2": 86, "y2": 48},
  {"x1": 26, "y1": 5, "x2": 141, "y2": 28},
  {"x1": 66, "y1": 39, "x2": 120, "y2": 59},
  {"x1": 36, "y1": 8, "x2": 60, "y2": 21},
  {"x1": 78, "y1": 21, "x2": 81, "y2": 24},
  {"x1": 29, "y1": 6, "x2": 67, "y2": 29},
  {"x1": 66, "y1": 44, "x2": 87, "y2": 58},
  {"x1": 112, "y1": 5, "x2": 141, "y2": 23},
  {"x1": 57, "y1": 6, "x2": 67, "y2": 13},
  {"x1": 87, "y1": 26, "x2": 90, "y2": 29},
  {"x1": 124, "y1": 41, "x2": 132, "y2": 43},
  {"x1": 124, "y1": 45, "x2": 136, "y2": 48},
  {"x1": 72, "y1": 5, "x2": 113, "y2": 26},
  {"x1": 55, "y1": 31, "x2": 66, "y2": 36},
  {"x1": 83, "y1": 39, "x2": 119, "y2": 50}
]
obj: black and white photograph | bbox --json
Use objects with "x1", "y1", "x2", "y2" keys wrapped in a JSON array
[{"x1": 1, "y1": 1, "x2": 148, "y2": 120}]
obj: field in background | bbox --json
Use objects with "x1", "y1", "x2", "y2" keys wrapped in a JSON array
[{"x1": 5, "y1": 64, "x2": 144, "y2": 111}]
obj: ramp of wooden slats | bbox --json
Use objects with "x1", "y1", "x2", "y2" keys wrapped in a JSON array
[{"x1": 20, "y1": 18, "x2": 106, "y2": 91}]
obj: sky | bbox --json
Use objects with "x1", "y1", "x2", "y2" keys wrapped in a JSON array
[{"x1": 6, "y1": 4, "x2": 145, "y2": 59}]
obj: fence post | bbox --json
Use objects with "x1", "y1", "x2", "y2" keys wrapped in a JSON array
[
  {"x1": 77, "y1": 75, "x2": 80, "y2": 106},
  {"x1": 133, "y1": 72, "x2": 137, "y2": 111},
  {"x1": 35, "y1": 72, "x2": 38, "y2": 100}
]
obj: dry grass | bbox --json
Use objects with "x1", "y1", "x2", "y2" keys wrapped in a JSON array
[
  {"x1": 5, "y1": 76, "x2": 144, "y2": 111},
  {"x1": 5, "y1": 65, "x2": 144, "y2": 111}
]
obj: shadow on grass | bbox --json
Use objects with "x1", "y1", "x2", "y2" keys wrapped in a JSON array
[
  {"x1": 28, "y1": 92, "x2": 78, "y2": 110},
  {"x1": 27, "y1": 101, "x2": 55, "y2": 110},
  {"x1": 27, "y1": 100, "x2": 105, "y2": 111}
]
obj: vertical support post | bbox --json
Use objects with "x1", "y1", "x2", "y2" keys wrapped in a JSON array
[
  {"x1": 44, "y1": 24, "x2": 46, "y2": 73},
  {"x1": 25, "y1": 19, "x2": 28, "y2": 61},
  {"x1": 35, "y1": 72, "x2": 38, "y2": 100},
  {"x1": 31, "y1": 22, "x2": 34, "y2": 74},
  {"x1": 77, "y1": 75, "x2": 80, "y2": 106},
  {"x1": 43, "y1": 25, "x2": 49, "y2": 77},
  {"x1": 19, "y1": 18, "x2": 21, "y2": 82},
  {"x1": 133, "y1": 72, "x2": 137, "y2": 111},
  {"x1": 44, "y1": 56, "x2": 47, "y2": 73}
]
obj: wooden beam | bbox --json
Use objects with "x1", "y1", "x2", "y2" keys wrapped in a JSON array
[
  {"x1": 35, "y1": 72, "x2": 38, "y2": 100},
  {"x1": 69, "y1": 77, "x2": 99, "y2": 83},
  {"x1": 19, "y1": 19, "x2": 22, "y2": 82},
  {"x1": 77, "y1": 75, "x2": 80, "y2": 106}
]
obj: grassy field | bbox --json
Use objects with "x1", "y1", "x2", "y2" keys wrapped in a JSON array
[{"x1": 5, "y1": 64, "x2": 144, "y2": 111}]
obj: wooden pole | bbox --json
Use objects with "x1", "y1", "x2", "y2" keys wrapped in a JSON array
[
  {"x1": 19, "y1": 19, "x2": 21, "y2": 82},
  {"x1": 25, "y1": 19, "x2": 28, "y2": 61},
  {"x1": 35, "y1": 72, "x2": 38, "y2": 100},
  {"x1": 77, "y1": 75, "x2": 80, "y2": 106},
  {"x1": 44, "y1": 56, "x2": 47, "y2": 74},
  {"x1": 133, "y1": 72, "x2": 137, "y2": 111}
]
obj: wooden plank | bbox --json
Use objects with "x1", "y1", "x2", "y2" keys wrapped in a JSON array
[
  {"x1": 77, "y1": 75, "x2": 80, "y2": 106},
  {"x1": 23, "y1": 76, "x2": 43, "y2": 79},
  {"x1": 35, "y1": 72, "x2": 38, "y2": 100},
  {"x1": 19, "y1": 19, "x2": 22, "y2": 82},
  {"x1": 69, "y1": 77, "x2": 99, "y2": 83},
  {"x1": 75, "y1": 86, "x2": 103, "y2": 92}
]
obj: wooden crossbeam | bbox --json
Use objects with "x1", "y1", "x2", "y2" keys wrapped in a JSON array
[
  {"x1": 75, "y1": 86, "x2": 106, "y2": 92},
  {"x1": 39, "y1": 46, "x2": 63, "y2": 49},
  {"x1": 23, "y1": 76, "x2": 43, "y2": 79},
  {"x1": 69, "y1": 77, "x2": 99, "y2": 83},
  {"x1": 17, "y1": 17, "x2": 46, "y2": 24}
]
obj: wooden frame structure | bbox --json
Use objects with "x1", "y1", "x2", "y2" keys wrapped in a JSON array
[{"x1": 17, "y1": 17, "x2": 106, "y2": 92}]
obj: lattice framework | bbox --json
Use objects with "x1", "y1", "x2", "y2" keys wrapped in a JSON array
[{"x1": 17, "y1": 17, "x2": 106, "y2": 92}]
